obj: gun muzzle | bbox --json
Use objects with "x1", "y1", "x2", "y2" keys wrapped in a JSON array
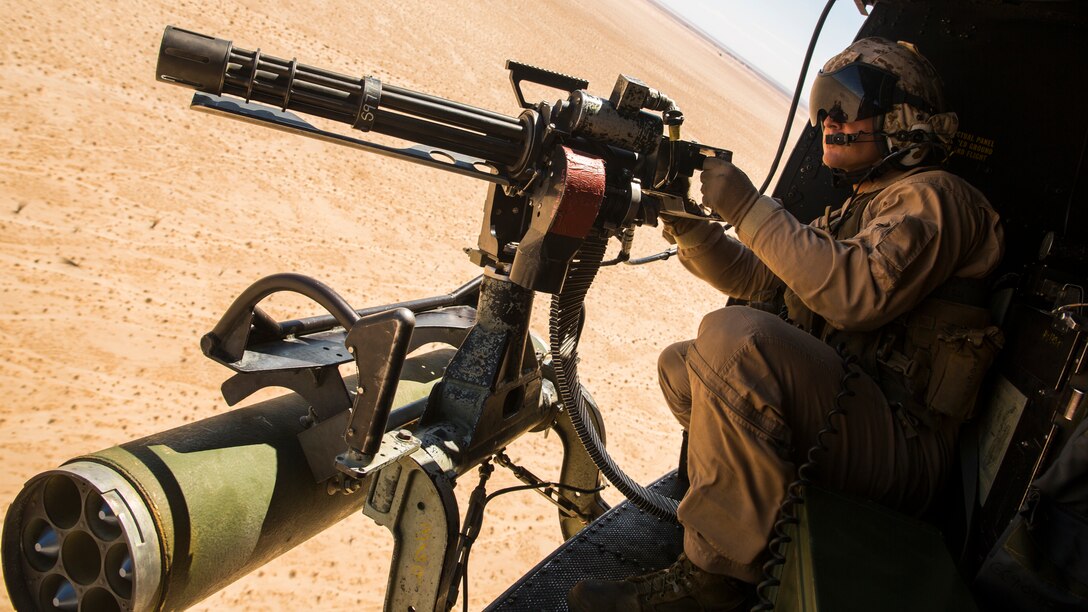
[{"x1": 3, "y1": 349, "x2": 451, "y2": 611}]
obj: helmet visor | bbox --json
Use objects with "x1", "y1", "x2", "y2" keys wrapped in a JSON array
[{"x1": 808, "y1": 63, "x2": 899, "y2": 127}]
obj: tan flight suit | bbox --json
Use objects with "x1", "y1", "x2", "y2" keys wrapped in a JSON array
[{"x1": 661, "y1": 166, "x2": 1004, "y2": 583}]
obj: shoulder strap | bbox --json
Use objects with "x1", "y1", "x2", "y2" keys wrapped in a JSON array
[{"x1": 828, "y1": 188, "x2": 883, "y2": 239}]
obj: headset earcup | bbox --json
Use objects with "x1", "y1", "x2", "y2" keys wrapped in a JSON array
[{"x1": 898, "y1": 123, "x2": 936, "y2": 167}]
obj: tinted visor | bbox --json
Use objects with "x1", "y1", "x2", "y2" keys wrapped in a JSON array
[{"x1": 808, "y1": 63, "x2": 899, "y2": 127}]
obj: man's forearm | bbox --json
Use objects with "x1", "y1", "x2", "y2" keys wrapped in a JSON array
[{"x1": 673, "y1": 222, "x2": 782, "y2": 300}]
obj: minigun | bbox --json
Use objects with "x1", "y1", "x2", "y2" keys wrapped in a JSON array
[
  {"x1": 2, "y1": 26, "x2": 731, "y2": 612},
  {"x1": 155, "y1": 26, "x2": 728, "y2": 289}
]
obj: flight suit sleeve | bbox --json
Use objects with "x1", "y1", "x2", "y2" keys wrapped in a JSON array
[
  {"x1": 732, "y1": 173, "x2": 1003, "y2": 331},
  {"x1": 669, "y1": 212, "x2": 784, "y2": 301}
]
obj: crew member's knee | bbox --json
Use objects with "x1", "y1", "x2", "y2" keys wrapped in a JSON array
[
  {"x1": 658, "y1": 340, "x2": 693, "y2": 427},
  {"x1": 657, "y1": 340, "x2": 689, "y2": 387},
  {"x1": 694, "y1": 306, "x2": 784, "y2": 356},
  {"x1": 688, "y1": 307, "x2": 797, "y2": 447}
]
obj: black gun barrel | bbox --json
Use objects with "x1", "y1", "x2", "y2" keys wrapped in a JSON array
[{"x1": 157, "y1": 26, "x2": 528, "y2": 167}]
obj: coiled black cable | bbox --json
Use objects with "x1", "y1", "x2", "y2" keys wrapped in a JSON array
[
  {"x1": 549, "y1": 235, "x2": 681, "y2": 520},
  {"x1": 751, "y1": 345, "x2": 861, "y2": 610}
]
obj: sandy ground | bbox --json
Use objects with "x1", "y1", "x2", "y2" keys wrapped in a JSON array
[{"x1": 0, "y1": 0, "x2": 797, "y2": 609}]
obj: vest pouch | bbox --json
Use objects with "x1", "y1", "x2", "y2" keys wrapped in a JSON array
[{"x1": 924, "y1": 325, "x2": 1004, "y2": 421}]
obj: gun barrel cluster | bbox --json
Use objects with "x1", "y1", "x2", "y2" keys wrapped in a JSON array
[{"x1": 157, "y1": 26, "x2": 528, "y2": 166}]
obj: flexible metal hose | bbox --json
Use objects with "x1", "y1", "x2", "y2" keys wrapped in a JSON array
[{"x1": 548, "y1": 235, "x2": 680, "y2": 521}]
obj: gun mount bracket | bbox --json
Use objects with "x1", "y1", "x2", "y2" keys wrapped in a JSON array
[
  {"x1": 342, "y1": 308, "x2": 416, "y2": 456},
  {"x1": 336, "y1": 429, "x2": 422, "y2": 478}
]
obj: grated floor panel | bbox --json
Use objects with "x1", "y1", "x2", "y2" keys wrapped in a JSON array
[{"x1": 485, "y1": 471, "x2": 685, "y2": 611}]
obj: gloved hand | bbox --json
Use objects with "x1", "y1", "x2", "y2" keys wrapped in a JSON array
[
  {"x1": 700, "y1": 158, "x2": 760, "y2": 226},
  {"x1": 660, "y1": 214, "x2": 723, "y2": 251},
  {"x1": 660, "y1": 216, "x2": 703, "y2": 245}
]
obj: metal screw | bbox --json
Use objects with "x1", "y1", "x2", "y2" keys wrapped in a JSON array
[{"x1": 396, "y1": 429, "x2": 413, "y2": 441}]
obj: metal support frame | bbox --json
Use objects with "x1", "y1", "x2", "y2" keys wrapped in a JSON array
[
  {"x1": 550, "y1": 392, "x2": 610, "y2": 538},
  {"x1": 364, "y1": 449, "x2": 460, "y2": 612},
  {"x1": 418, "y1": 270, "x2": 548, "y2": 475}
]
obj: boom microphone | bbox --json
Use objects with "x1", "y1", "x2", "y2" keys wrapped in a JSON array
[
  {"x1": 825, "y1": 129, "x2": 934, "y2": 146},
  {"x1": 824, "y1": 132, "x2": 884, "y2": 145},
  {"x1": 825, "y1": 132, "x2": 859, "y2": 145}
]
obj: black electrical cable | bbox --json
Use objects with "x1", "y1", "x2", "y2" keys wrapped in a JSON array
[
  {"x1": 484, "y1": 481, "x2": 607, "y2": 502},
  {"x1": 455, "y1": 462, "x2": 605, "y2": 612},
  {"x1": 750, "y1": 346, "x2": 861, "y2": 611},
  {"x1": 757, "y1": 0, "x2": 839, "y2": 195}
]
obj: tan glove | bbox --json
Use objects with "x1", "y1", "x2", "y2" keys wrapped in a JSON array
[
  {"x1": 699, "y1": 158, "x2": 759, "y2": 226},
  {"x1": 661, "y1": 215, "x2": 721, "y2": 250}
]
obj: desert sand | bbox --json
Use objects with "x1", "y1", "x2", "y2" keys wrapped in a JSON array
[{"x1": 0, "y1": 0, "x2": 799, "y2": 609}]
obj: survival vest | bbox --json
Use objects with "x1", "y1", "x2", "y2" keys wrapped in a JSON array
[{"x1": 781, "y1": 180, "x2": 1004, "y2": 427}]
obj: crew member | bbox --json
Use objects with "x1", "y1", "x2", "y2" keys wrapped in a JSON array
[{"x1": 569, "y1": 37, "x2": 1004, "y2": 611}]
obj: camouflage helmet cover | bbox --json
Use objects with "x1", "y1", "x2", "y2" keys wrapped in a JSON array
[{"x1": 814, "y1": 37, "x2": 959, "y2": 164}]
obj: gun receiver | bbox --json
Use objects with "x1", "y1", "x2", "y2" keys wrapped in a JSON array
[{"x1": 156, "y1": 26, "x2": 728, "y2": 293}]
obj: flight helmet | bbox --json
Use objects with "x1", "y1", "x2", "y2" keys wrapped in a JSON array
[{"x1": 809, "y1": 37, "x2": 959, "y2": 167}]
